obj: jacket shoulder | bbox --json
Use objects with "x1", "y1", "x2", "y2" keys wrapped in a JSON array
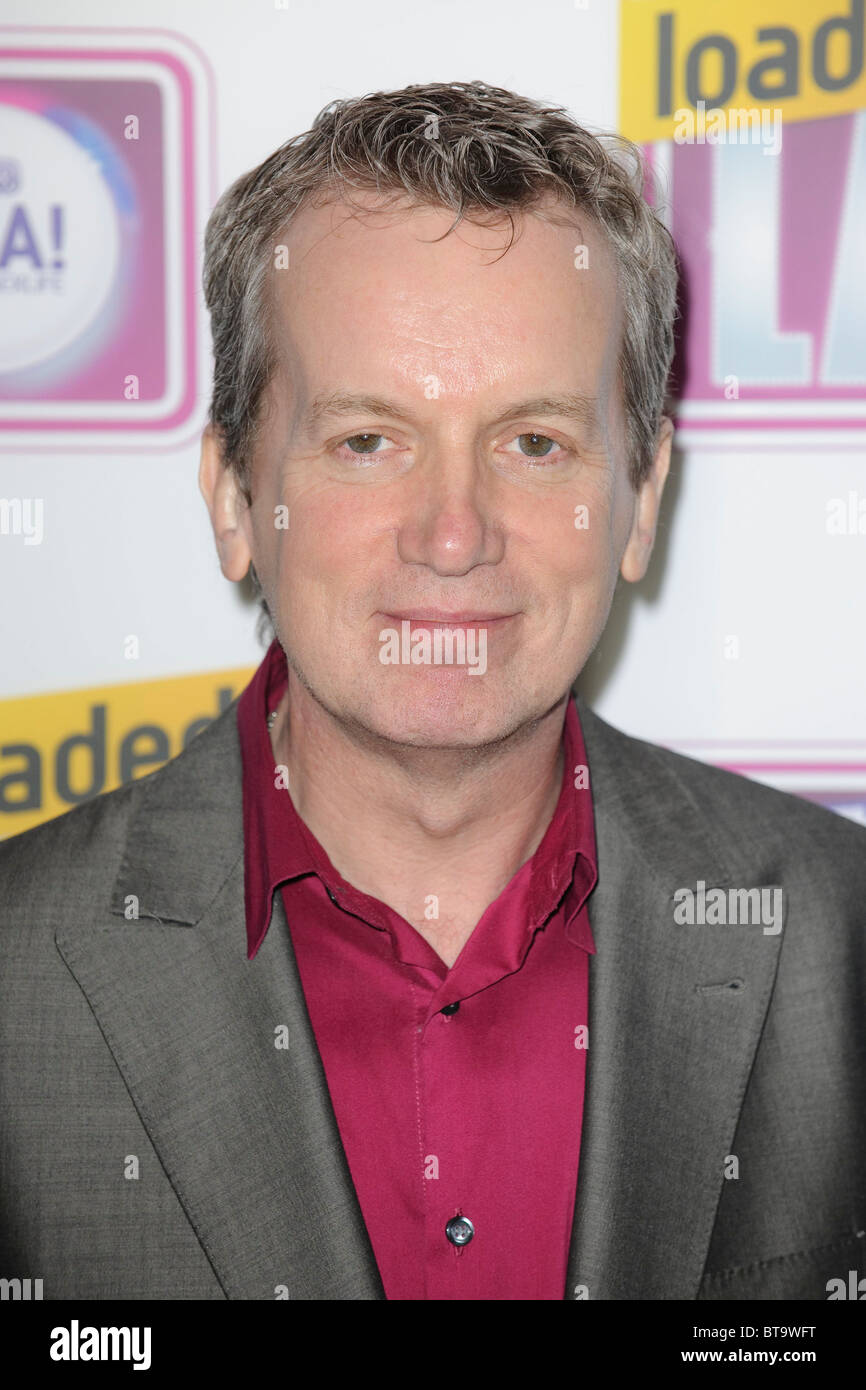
[
  {"x1": 0, "y1": 696, "x2": 242, "y2": 936},
  {"x1": 578, "y1": 699, "x2": 866, "y2": 875}
]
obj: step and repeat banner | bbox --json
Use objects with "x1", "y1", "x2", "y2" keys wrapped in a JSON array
[{"x1": 1, "y1": 0, "x2": 864, "y2": 839}]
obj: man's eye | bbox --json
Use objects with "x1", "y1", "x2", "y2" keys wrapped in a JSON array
[
  {"x1": 502, "y1": 432, "x2": 560, "y2": 459},
  {"x1": 341, "y1": 432, "x2": 392, "y2": 455}
]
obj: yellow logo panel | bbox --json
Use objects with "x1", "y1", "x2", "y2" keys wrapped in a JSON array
[
  {"x1": 0, "y1": 666, "x2": 256, "y2": 840},
  {"x1": 620, "y1": 0, "x2": 866, "y2": 142}
]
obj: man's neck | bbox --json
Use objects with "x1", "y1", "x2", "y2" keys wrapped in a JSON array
[{"x1": 269, "y1": 675, "x2": 569, "y2": 967}]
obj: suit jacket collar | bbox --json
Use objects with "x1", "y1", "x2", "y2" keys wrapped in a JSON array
[{"x1": 55, "y1": 692, "x2": 783, "y2": 1299}]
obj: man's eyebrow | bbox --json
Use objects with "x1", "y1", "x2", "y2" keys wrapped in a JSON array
[
  {"x1": 302, "y1": 393, "x2": 414, "y2": 430},
  {"x1": 301, "y1": 391, "x2": 601, "y2": 432},
  {"x1": 493, "y1": 395, "x2": 600, "y2": 430}
]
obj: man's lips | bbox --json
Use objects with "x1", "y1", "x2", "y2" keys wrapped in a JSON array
[{"x1": 380, "y1": 610, "x2": 518, "y2": 629}]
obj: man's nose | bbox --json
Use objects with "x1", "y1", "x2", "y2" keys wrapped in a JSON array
[{"x1": 394, "y1": 451, "x2": 506, "y2": 577}]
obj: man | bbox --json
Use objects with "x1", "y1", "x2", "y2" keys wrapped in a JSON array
[{"x1": 1, "y1": 82, "x2": 864, "y2": 1301}]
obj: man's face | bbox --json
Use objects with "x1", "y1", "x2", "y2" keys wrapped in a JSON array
[{"x1": 203, "y1": 193, "x2": 670, "y2": 747}]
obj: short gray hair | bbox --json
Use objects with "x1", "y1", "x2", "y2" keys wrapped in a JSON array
[{"x1": 203, "y1": 80, "x2": 679, "y2": 507}]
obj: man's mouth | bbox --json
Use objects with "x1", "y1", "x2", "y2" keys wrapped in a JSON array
[{"x1": 381, "y1": 610, "x2": 518, "y2": 631}]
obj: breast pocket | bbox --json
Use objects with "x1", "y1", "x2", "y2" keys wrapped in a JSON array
[{"x1": 698, "y1": 1232, "x2": 866, "y2": 1300}]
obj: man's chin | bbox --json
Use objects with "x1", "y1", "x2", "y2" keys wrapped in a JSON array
[{"x1": 352, "y1": 677, "x2": 531, "y2": 750}]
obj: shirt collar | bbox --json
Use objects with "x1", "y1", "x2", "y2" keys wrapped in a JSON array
[{"x1": 237, "y1": 638, "x2": 597, "y2": 961}]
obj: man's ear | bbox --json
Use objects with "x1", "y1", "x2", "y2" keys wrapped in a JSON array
[
  {"x1": 198, "y1": 424, "x2": 253, "y2": 582},
  {"x1": 619, "y1": 416, "x2": 673, "y2": 584}
]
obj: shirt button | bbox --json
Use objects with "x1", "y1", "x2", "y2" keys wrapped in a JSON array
[
  {"x1": 440, "y1": 1001, "x2": 460, "y2": 1015},
  {"x1": 445, "y1": 1215, "x2": 474, "y2": 1247}
]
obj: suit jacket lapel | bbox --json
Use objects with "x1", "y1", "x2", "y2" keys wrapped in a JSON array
[
  {"x1": 55, "y1": 700, "x2": 384, "y2": 1301},
  {"x1": 565, "y1": 700, "x2": 785, "y2": 1299}
]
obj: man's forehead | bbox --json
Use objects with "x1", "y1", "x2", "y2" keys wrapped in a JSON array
[
  {"x1": 264, "y1": 191, "x2": 625, "y2": 433},
  {"x1": 275, "y1": 189, "x2": 617, "y2": 284},
  {"x1": 269, "y1": 196, "x2": 621, "y2": 367}
]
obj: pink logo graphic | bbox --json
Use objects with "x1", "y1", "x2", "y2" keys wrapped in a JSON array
[
  {"x1": 669, "y1": 738, "x2": 866, "y2": 828},
  {"x1": 0, "y1": 27, "x2": 214, "y2": 450},
  {"x1": 646, "y1": 113, "x2": 866, "y2": 443}
]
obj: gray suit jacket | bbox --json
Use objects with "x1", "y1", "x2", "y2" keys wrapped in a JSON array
[{"x1": 1, "y1": 694, "x2": 864, "y2": 1300}]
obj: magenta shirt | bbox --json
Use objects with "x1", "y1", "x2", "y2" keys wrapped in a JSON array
[{"x1": 237, "y1": 639, "x2": 597, "y2": 1299}]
